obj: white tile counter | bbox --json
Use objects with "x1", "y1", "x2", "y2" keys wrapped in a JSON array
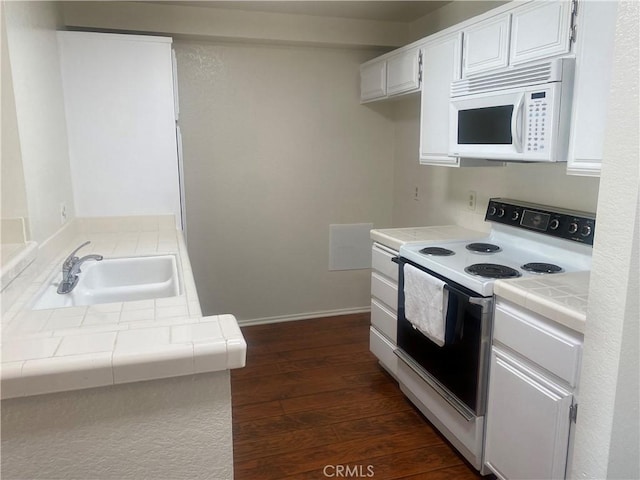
[
  {"x1": 0, "y1": 216, "x2": 246, "y2": 399},
  {"x1": 371, "y1": 225, "x2": 487, "y2": 251},
  {"x1": 495, "y1": 271, "x2": 590, "y2": 333}
]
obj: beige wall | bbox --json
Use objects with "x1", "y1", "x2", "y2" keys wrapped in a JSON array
[
  {"x1": 175, "y1": 40, "x2": 394, "y2": 321},
  {"x1": 571, "y1": 1, "x2": 639, "y2": 478},
  {"x1": 3, "y1": 1, "x2": 75, "y2": 243},
  {"x1": 0, "y1": 7, "x2": 29, "y2": 226}
]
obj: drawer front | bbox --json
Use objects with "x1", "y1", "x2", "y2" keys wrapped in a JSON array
[
  {"x1": 371, "y1": 272, "x2": 398, "y2": 311},
  {"x1": 369, "y1": 326, "x2": 398, "y2": 377},
  {"x1": 493, "y1": 301, "x2": 583, "y2": 386},
  {"x1": 371, "y1": 298, "x2": 397, "y2": 342},
  {"x1": 371, "y1": 244, "x2": 398, "y2": 282}
]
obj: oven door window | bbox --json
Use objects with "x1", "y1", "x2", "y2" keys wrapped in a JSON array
[{"x1": 458, "y1": 105, "x2": 514, "y2": 144}]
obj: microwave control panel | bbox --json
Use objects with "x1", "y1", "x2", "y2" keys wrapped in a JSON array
[
  {"x1": 525, "y1": 90, "x2": 551, "y2": 154},
  {"x1": 485, "y1": 198, "x2": 595, "y2": 245}
]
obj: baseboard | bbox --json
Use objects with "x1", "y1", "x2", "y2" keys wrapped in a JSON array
[{"x1": 237, "y1": 306, "x2": 371, "y2": 327}]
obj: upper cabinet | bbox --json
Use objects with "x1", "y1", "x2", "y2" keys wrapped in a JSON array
[
  {"x1": 420, "y1": 33, "x2": 463, "y2": 166},
  {"x1": 462, "y1": 14, "x2": 511, "y2": 77},
  {"x1": 509, "y1": 1, "x2": 573, "y2": 66},
  {"x1": 360, "y1": 60, "x2": 386, "y2": 103},
  {"x1": 360, "y1": 46, "x2": 421, "y2": 103},
  {"x1": 567, "y1": 1, "x2": 618, "y2": 176},
  {"x1": 462, "y1": 1, "x2": 573, "y2": 78}
]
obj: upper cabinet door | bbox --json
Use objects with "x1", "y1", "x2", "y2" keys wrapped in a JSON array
[
  {"x1": 510, "y1": 1, "x2": 573, "y2": 66},
  {"x1": 462, "y1": 14, "x2": 511, "y2": 77},
  {"x1": 386, "y1": 47, "x2": 421, "y2": 97},
  {"x1": 420, "y1": 32, "x2": 463, "y2": 166},
  {"x1": 360, "y1": 60, "x2": 387, "y2": 103}
]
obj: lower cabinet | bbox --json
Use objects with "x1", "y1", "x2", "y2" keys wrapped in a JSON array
[
  {"x1": 485, "y1": 299, "x2": 583, "y2": 480},
  {"x1": 484, "y1": 347, "x2": 574, "y2": 480},
  {"x1": 369, "y1": 243, "x2": 399, "y2": 377}
]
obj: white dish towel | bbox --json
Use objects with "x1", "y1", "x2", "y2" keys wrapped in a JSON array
[{"x1": 403, "y1": 263, "x2": 448, "y2": 347}]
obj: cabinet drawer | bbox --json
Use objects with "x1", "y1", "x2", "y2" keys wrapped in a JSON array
[
  {"x1": 372, "y1": 244, "x2": 398, "y2": 281},
  {"x1": 369, "y1": 326, "x2": 398, "y2": 377},
  {"x1": 371, "y1": 298, "x2": 397, "y2": 342},
  {"x1": 493, "y1": 301, "x2": 583, "y2": 386},
  {"x1": 371, "y1": 245, "x2": 398, "y2": 282},
  {"x1": 371, "y1": 272, "x2": 398, "y2": 311}
]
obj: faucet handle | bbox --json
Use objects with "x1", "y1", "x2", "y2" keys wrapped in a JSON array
[{"x1": 63, "y1": 241, "x2": 91, "y2": 267}]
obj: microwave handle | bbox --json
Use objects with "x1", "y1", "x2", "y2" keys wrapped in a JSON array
[{"x1": 511, "y1": 96, "x2": 524, "y2": 153}]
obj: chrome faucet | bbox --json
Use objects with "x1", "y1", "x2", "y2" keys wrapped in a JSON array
[{"x1": 57, "y1": 241, "x2": 103, "y2": 294}]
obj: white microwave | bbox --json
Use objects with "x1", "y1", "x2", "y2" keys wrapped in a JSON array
[{"x1": 449, "y1": 58, "x2": 575, "y2": 162}]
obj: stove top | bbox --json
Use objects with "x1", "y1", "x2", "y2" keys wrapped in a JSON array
[{"x1": 399, "y1": 199, "x2": 594, "y2": 296}]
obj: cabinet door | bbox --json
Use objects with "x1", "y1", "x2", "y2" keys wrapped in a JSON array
[
  {"x1": 419, "y1": 32, "x2": 463, "y2": 166},
  {"x1": 386, "y1": 47, "x2": 421, "y2": 96},
  {"x1": 567, "y1": 1, "x2": 618, "y2": 176},
  {"x1": 360, "y1": 60, "x2": 387, "y2": 102},
  {"x1": 510, "y1": 1, "x2": 573, "y2": 66},
  {"x1": 462, "y1": 14, "x2": 510, "y2": 77},
  {"x1": 485, "y1": 347, "x2": 573, "y2": 480}
]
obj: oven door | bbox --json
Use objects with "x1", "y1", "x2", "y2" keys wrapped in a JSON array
[{"x1": 395, "y1": 257, "x2": 493, "y2": 420}]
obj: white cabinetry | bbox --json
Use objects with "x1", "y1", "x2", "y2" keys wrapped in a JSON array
[
  {"x1": 360, "y1": 47, "x2": 421, "y2": 103},
  {"x1": 420, "y1": 32, "x2": 463, "y2": 166},
  {"x1": 509, "y1": 1, "x2": 573, "y2": 66},
  {"x1": 484, "y1": 300, "x2": 583, "y2": 480},
  {"x1": 462, "y1": 1, "x2": 573, "y2": 78},
  {"x1": 360, "y1": 61, "x2": 386, "y2": 102},
  {"x1": 567, "y1": 1, "x2": 618, "y2": 176},
  {"x1": 462, "y1": 14, "x2": 511, "y2": 77},
  {"x1": 369, "y1": 243, "x2": 399, "y2": 377}
]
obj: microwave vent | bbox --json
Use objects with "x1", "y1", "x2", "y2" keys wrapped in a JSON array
[{"x1": 451, "y1": 58, "x2": 571, "y2": 97}]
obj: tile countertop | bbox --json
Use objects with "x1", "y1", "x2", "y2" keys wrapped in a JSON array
[
  {"x1": 370, "y1": 225, "x2": 488, "y2": 251},
  {"x1": 0, "y1": 217, "x2": 246, "y2": 399},
  {"x1": 494, "y1": 271, "x2": 590, "y2": 334}
]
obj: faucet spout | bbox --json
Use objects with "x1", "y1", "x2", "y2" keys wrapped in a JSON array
[{"x1": 57, "y1": 242, "x2": 103, "y2": 295}]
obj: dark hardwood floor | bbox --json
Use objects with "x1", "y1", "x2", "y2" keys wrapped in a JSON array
[{"x1": 231, "y1": 313, "x2": 484, "y2": 480}]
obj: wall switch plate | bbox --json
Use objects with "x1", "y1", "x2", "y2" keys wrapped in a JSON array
[{"x1": 467, "y1": 191, "x2": 477, "y2": 211}]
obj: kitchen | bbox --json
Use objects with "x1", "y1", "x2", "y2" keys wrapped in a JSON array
[{"x1": 1, "y1": 1, "x2": 637, "y2": 479}]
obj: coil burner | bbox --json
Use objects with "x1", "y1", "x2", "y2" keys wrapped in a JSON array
[
  {"x1": 466, "y1": 243, "x2": 502, "y2": 254},
  {"x1": 464, "y1": 263, "x2": 521, "y2": 279},
  {"x1": 419, "y1": 247, "x2": 455, "y2": 256},
  {"x1": 521, "y1": 262, "x2": 564, "y2": 274}
]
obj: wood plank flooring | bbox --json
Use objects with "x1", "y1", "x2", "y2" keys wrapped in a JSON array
[{"x1": 231, "y1": 313, "x2": 484, "y2": 480}]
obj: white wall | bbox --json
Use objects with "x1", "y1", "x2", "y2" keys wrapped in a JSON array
[
  {"x1": 570, "y1": 1, "x2": 639, "y2": 478},
  {"x1": 175, "y1": 40, "x2": 394, "y2": 321},
  {"x1": 0, "y1": 7, "x2": 28, "y2": 225},
  {"x1": 3, "y1": 1, "x2": 75, "y2": 243},
  {"x1": 1, "y1": 372, "x2": 234, "y2": 480}
]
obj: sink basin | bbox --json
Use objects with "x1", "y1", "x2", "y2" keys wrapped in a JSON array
[{"x1": 32, "y1": 255, "x2": 181, "y2": 310}]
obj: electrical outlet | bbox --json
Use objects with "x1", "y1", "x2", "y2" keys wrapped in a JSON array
[
  {"x1": 467, "y1": 191, "x2": 477, "y2": 211},
  {"x1": 414, "y1": 186, "x2": 419, "y2": 201},
  {"x1": 60, "y1": 202, "x2": 67, "y2": 224}
]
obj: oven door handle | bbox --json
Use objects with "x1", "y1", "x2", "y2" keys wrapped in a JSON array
[{"x1": 394, "y1": 348, "x2": 476, "y2": 422}]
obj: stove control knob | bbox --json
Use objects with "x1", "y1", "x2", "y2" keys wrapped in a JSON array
[
  {"x1": 488, "y1": 206, "x2": 497, "y2": 216},
  {"x1": 511, "y1": 211, "x2": 520, "y2": 221},
  {"x1": 568, "y1": 222, "x2": 579, "y2": 234},
  {"x1": 580, "y1": 225, "x2": 592, "y2": 237},
  {"x1": 497, "y1": 208, "x2": 505, "y2": 218},
  {"x1": 549, "y1": 219, "x2": 560, "y2": 230}
]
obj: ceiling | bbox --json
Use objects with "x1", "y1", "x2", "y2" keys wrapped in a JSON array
[{"x1": 149, "y1": 1, "x2": 451, "y2": 22}]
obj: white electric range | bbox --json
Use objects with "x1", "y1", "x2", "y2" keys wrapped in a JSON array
[{"x1": 393, "y1": 198, "x2": 595, "y2": 472}]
